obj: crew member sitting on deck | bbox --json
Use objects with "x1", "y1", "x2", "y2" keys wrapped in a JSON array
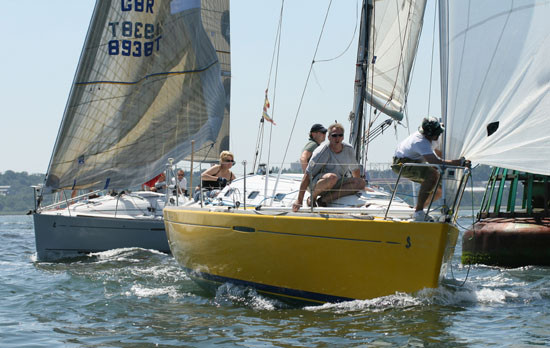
[
  {"x1": 300, "y1": 123, "x2": 327, "y2": 172},
  {"x1": 194, "y1": 151, "x2": 236, "y2": 201},
  {"x1": 391, "y1": 117, "x2": 470, "y2": 221},
  {"x1": 292, "y1": 123, "x2": 365, "y2": 212},
  {"x1": 150, "y1": 173, "x2": 167, "y2": 193},
  {"x1": 176, "y1": 169, "x2": 187, "y2": 196}
]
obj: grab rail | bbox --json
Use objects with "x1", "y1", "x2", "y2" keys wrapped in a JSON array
[
  {"x1": 36, "y1": 189, "x2": 103, "y2": 212},
  {"x1": 385, "y1": 162, "x2": 470, "y2": 221}
]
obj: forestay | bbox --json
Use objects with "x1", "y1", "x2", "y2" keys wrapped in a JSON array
[
  {"x1": 44, "y1": 0, "x2": 230, "y2": 192},
  {"x1": 365, "y1": 0, "x2": 427, "y2": 121},
  {"x1": 440, "y1": 0, "x2": 550, "y2": 175}
]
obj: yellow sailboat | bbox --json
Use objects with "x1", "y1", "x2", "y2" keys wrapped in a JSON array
[
  {"x1": 164, "y1": 0, "x2": 469, "y2": 304},
  {"x1": 165, "y1": 206, "x2": 459, "y2": 303}
]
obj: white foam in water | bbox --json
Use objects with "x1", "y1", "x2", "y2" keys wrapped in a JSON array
[
  {"x1": 88, "y1": 247, "x2": 164, "y2": 263},
  {"x1": 475, "y1": 288, "x2": 518, "y2": 303},
  {"x1": 126, "y1": 284, "x2": 181, "y2": 299},
  {"x1": 433, "y1": 276, "x2": 529, "y2": 305},
  {"x1": 214, "y1": 283, "x2": 280, "y2": 310},
  {"x1": 306, "y1": 292, "x2": 423, "y2": 313},
  {"x1": 89, "y1": 247, "x2": 140, "y2": 260},
  {"x1": 131, "y1": 265, "x2": 191, "y2": 281}
]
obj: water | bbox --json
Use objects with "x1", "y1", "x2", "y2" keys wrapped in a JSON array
[{"x1": 1, "y1": 215, "x2": 550, "y2": 347}]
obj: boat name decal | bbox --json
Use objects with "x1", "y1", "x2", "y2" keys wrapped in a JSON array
[{"x1": 406, "y1": 236, "x2": 411, "y2": 249}]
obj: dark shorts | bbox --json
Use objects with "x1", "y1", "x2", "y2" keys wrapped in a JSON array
[{"x1": 308, "y1": 173, "x2": 349, "y2": 192}]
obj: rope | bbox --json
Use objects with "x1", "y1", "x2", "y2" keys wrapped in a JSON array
[{"x1": 450, "y1": 170, "x2": 476, "y2": 287}]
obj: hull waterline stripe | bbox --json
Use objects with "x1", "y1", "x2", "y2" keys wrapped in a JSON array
[{"x1": 185, "y1": 267, "x2": 354, "y2": 304}]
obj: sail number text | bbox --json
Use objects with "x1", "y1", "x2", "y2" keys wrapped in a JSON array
[
  {"x1": 121, "y1": 0, "x2": 155, "y2": 13},
  {"x1": 108, "y1": 21, "x2": 162, "y2": 57},
  {"x1": 108, "y1": 1, "x2": 159, "y2": 57}
]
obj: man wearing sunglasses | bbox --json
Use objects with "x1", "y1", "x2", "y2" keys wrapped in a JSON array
[{"x1": 292, "y1": 123, "x2": 365, "y2": 212}]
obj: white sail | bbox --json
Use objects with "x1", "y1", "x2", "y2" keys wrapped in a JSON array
[
  {"x1": 44, "y1": 0, "x2": 230, "y2": 192},
  {"x1": 441, "y1": 0, "x2": 550, "y2": 175},
  {"x1": 366, "y1": 0, "x2": 427, "y2": 121}
]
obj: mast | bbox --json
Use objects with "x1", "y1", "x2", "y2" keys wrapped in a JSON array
[{"x1": 349, "y1": 0, "x2": 373, "y2": 163}]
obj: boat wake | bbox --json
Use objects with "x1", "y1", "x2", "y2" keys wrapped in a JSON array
[
  {"x1": 88, "y1": 247, "x2": 166, "y2": 263},
  {"x1": 305, "y1": 292, "x2": 423, "y2": 313},
  {"x1": 213, "y1": 283, "x2": 289, "y2": 310},
  {"x1": 197, "y1": 274, "x2": 541, "y2": 312}
]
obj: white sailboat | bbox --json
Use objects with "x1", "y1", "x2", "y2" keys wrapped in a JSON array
[
  {"x1": 164, "y1": 0, "x2": 471, "y2": 304},
  {"x1": 33, "y1": 0, "x2": 230, "y2": 260}
]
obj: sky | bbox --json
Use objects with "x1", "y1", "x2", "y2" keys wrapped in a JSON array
[{"x1": 0, "y1": 0, "x2": 441, "y2": 175}]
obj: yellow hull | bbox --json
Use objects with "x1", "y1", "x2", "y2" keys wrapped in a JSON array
[{"x1": 164, "y1": 207, "x2": 458, "y2": 304}]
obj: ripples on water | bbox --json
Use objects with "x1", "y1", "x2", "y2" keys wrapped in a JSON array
[{"x1": 1, "y1": 215, "x2": 549, "y2": 347}]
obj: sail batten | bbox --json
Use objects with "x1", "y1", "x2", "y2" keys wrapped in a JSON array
[{"x1": 44, "y1": 0, "x2": 230, "y2": 192}]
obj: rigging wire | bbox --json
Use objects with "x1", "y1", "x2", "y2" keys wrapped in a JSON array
[
  {"x1": 277, "y1": 0, "x2": 334, "y2": 173},
  {"x1": 252, "y1": 0, "x2": 285, "y2": 174},
  {"x1": 314, "y1": 0, "x2": 360, "y2": 64},
  {"x1": 191, "y1": 143, "x2": 216, "y2": 172},
  {"x1": 265, "y1": 0, "x2": 286, "y2": 204},
  {"x1": 266, "y1": 0, "x2": 285, "y2": 175}
]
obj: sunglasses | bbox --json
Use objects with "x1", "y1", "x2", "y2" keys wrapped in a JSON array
[
  {"x1": 223, "y1": 160, "x2": 235, "y2": 164},
  {"x1": 330, "y1": 133, "x2": 344, "y2": 138}
]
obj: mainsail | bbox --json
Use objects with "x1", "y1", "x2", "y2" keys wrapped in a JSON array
[
  {"x1": 364, "y1": 0, "x2": 427, "y2": 121},
  {"x1": 44, "y1": 0, "x2": 230, "y2": 192},
  {"x1": 440, "y1": 0, "x2": 550, "y2": 176},
  {"x1": 350, "y1": 0, "x2": 426, "y2": 160}
]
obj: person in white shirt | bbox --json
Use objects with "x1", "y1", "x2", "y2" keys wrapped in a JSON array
[
  {"x1": 392, "y1": 117, "x2": 469, "y2": 221},
  {"x1": 176, "y1": 169, "x2": 187, "y2": 196}
]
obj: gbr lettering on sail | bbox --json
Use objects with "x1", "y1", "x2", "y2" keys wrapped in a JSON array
[{"x1": 108, "y1": 0, "x2": 161, "y2": 57}]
